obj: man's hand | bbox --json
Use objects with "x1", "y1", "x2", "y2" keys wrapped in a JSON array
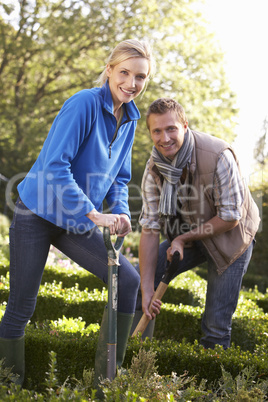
[
  {"x1": 167, "y1": 237, "x2": 185, "y2": 262},
  {"x1": 167, "y1": 216, "x2": 239, "y2": 262},
  {"x1": 142, "y1": 288, "x2": 162, "y2": 320}
]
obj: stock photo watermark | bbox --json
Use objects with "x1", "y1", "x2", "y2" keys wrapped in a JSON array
[{"x1": 1, "y1": 168, "x2": 264, "y2": 235}]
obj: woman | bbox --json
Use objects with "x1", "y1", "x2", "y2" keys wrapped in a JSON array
[{"x1": 0, "y1": 39, "x2": 154, "y2": 386}]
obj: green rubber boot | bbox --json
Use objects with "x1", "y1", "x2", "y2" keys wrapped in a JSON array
[
  {"x1": 0, "y1": 335, "x2": 25, "y2": 386},
  {"x1": 130, "y1": 310, "x2": 156, "y2": 340},
  {"x1": 94, "y1": 307, "x2": 134, "y2": 397}
]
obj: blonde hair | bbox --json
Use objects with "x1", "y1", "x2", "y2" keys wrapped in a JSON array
[{"x1": 96, "y1": 39, "x2": 154, "y2": 87}]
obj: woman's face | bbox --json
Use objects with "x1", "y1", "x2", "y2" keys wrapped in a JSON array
[{"x1": 106, "y1": 57, "x2": 149, "y2": 110}]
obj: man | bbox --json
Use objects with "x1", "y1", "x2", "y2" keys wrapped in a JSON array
[{"x1": 133, "y1": 98, "x2": 260, "y2": 349}]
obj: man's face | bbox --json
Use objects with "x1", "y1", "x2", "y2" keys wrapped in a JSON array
[{"x1": 148, "y1": 111, "x2": 188, "y2": 160}]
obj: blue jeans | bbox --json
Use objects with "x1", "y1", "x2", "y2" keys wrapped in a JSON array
[
  {"x1": 0, "y1": 198, "x2": 140, "y2": 339},
  {"x1": 135, "y1": 239, "x2": 254, "y2": 349}
]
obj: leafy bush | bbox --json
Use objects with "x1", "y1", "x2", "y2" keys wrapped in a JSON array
[
  {"x1": 101, "y1": 346, "x2": 268, "y2": 401},
  {"x1": 0, "y1": 214, "x2": 9, "y2": 237},
  {"x1": 23, "y1": 320, "x2": 99, "y2": 391},
  {"x1": 100, "y1": 347, "x2": 198, "y2": 401},
  {"x1": 2, "y1": 346, "x2": 268, "y2": 401},
  {"x1": 2, "y1": 314, "x2": 261, "y2": 392},
  {"x1": 0, "y1": 276, "x2": 107, "y2": 325},
  {"x1": 0, "y1": 223, "x2": 268, "y2": 399},
  {"x1": 0, "y1": 214, "x2": 9, "y2": 261}
]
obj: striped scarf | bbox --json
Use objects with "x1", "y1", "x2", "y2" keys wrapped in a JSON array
[{"x1": 152, "y1": 128, "x2": 194, "y2": 216}]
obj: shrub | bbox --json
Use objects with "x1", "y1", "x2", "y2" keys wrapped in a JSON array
[
  {"x1": 0, "y1": 228, "x2": 268, "y2": 398},
  {"x1": 0, "y1": 214, "x2": 9, "y2": 262},
  {"x1": 24, "y1": 320, "x2": 99, "y2": 391},
  {"x1": 0, "y1": 276, "x2": 107, "y2": 325},
  {"x1": 100, "y1": 347, "x2": 199, "y2": 401},
  {"x1": 2, "y1": 346, "x2": 267, "y2": 401},
  {"x1": 6, "y1": 314, "x2": 264, "y2": 392},
  {"x1": 0, "y1": 214, "x2": 9, "y2": 237}
]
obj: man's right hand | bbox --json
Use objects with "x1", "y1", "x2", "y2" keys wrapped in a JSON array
[{"x1": 142, "y1": 289, "x2": 162, "y2": 320}]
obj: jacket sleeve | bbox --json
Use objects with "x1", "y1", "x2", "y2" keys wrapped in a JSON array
[{"x1": 41, "y1": 91, "x2": 97, "y2": 218}]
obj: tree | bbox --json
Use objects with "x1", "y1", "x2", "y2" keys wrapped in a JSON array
[{"x1": 0, "y1": 0, "x2": 238, "y2": 218}]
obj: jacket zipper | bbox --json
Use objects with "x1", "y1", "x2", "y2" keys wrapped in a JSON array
[
  {"x1": 109, "y1": 126, "x2": 120, "y2": 158},
  {"x1": 109, "y1": 143, "x2": 113, "y2": 158},
  {"x1": 108, "y1": 106, "x2": 130, "y2": 158}
]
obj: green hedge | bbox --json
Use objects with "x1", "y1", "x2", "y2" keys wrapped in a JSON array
[
  {"x1": 0, "y1": 262, "x2": 105, "y2": 292},
  {"x1": 0, "y1": 276, "x2": 106, "y2": 326},
  {"x1": 1, "y1": 270, "x2": 268, "y2": 353},
  {"x1": 1, "y1": 243, "x2": 268, "y2": 394},
  {"x1": 194, "y1": 266, "x2": 268, "y2": 294},
  {"x1": 155, "y1": 298, "x2": 268, "y2": 353},
  {"x1": 127, "y1": 337, "x2": 268, "y2": 384},
  {"x1": 242, "y1": 287, "x2": 268, "y2": 313},
  {"x1": 18, "y1": 317, "x2": 268, "y2": 393},
  {"x1": 24, "y1": 322, "x2": 98, "y2": 391}
]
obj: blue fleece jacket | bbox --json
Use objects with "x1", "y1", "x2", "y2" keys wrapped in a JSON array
[{"x1": 18, "y1": 82, "x2": 140, "y2": 233}]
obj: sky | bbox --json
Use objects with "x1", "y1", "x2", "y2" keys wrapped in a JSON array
[{"x1": 202, "y1": 0, "x2": 268, "y2": 180}]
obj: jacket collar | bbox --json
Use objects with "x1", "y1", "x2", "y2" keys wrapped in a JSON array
[{"x1": 101, "y1": 80, "x2": 141, "y2": 122}]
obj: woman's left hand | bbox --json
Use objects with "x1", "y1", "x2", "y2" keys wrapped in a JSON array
[{"x1": 118, "y1": 214, "x2": 132, "y2": 237}]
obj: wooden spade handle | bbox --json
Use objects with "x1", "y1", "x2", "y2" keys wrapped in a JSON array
[{"x1": 132, "y1": 281, "x2": 168, "y2": 337}]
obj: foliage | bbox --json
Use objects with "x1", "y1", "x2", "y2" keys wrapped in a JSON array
[
  {"x1": 49, "y1": 315, "x2": 100, "y2": 335},
  {"x1": 0, "y1": 274, "x2": 107, "y2": 325},
  {"x1": 101, "y1": 348, "x2": 268, "y2": 401},
  {"x1": 0, "y1": 213, "x2": 9, "y2": 237},
  {"x1": 247, "y1": 117, "x2": 268, "y2": 278},
  {"x1": 250, "y1": 190, "x2": 268, "y2": 276},
  {"x1": 120, "y1": 230, "x2": 140, "y2": 258},
  {"x1": 216, "y1": 365, "x2": 268, "y2": 401},
  {"x1": 0, "y1": 212, "x2": 268, "y2": 399},
  {"x1": 1, "y1": 346, "x2": 268, "y2": 401},
  {"x1": 0, "y1": 214, "x2": 9, "y2": 261},
  {"x1": 99, "y1": 347, "x2": 200, "y2": 401},
  {"x1": 2, "y1": 264, "x2": 268, "y2": 352},
  {"x1": 1, "y1": 261, "x2": 268, "y2": 391}
]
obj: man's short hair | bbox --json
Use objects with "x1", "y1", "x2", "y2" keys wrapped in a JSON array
[{"x1": 146, "y1": 98, "x2": 187, "y2": 129}]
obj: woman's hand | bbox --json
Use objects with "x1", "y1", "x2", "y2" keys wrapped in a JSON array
[
  {"x1": 117, "y1": 214, "x2": 132, "y2": 237},
  {"x1": 86, "y1": 209, "x2": 131, "y2": 236}
]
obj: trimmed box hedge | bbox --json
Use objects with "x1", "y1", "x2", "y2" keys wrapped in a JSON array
[
  {"x1": 1, "y1": 249, "x2": 268, "y2": 393},
  {"x1": 0, "y1": 262, "x2": 105, "y2": 292},
  {"x1": 0, "y1": 276, "x2": 106, "y2": 326},
  {"x1": 1, "y1": 269, "x2": 268, "y2": 354},
  {"x1": 18, "y1": 317, "x2": 268, "y2": 392}
]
